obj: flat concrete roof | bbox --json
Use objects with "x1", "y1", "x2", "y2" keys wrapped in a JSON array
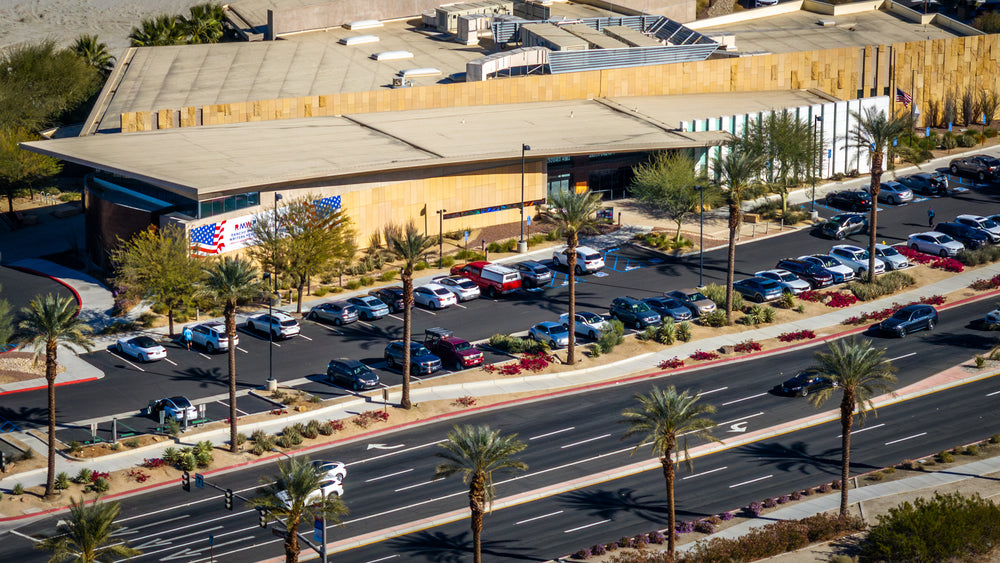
[
  {"x1": 27, "y1": 90, "x2": 832, "y2": 197},
  {"x1": 696, "y1": 9, "x2": 962, "y2": 54}
]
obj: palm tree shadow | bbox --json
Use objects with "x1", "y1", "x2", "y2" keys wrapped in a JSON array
[
  {"x1": 560, "y1": 487, "x2": 688, "y2": 524},
  {"x1": 386, "y1": 530, "x2": 542, "y2": 562},
  {"x1": 738, "y1": 441, "x2": 862, "y2": 476}
]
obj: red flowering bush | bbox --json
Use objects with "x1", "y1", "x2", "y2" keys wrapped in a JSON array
[
  {"x1": 658, "y1": 357, "x2": 684, "y2": 369},
  {"x1": 778, "y1": 329, "x2": 816, "y2": 342},
  {"x1": 826, "y1": 293, "x2": 859, "y2": 308},
  {"x1": 898, "y1": 246, "x2": 934, "y2": 264},
  {"x1": 352, "y1": 410, "x2": 389, "y2": 428},
  {"x1": 733, "y1": 340, "x2": 762, "y2": 353},
  {"x1": 90, "y1": 470, "x2": 110, "y2": 482},
  {"x1": 269, "y1": 409, "x2": 288, "y2": 416},
  {"x1": 484, "y1": 353, "x2": 553, "y2": 376},
  {"x1": 934, "y1": 257, "x2": 964, "y2": 272},
  {"x1": 453, "y1": 396, "x2": 477, "y2": 407},
  {"x1": 327, "y1": 419, "x2": 344, "y2": 432},
  {"x1": 899, "y1": 246, "x2": 964, "y2": 272},
  {"x1": 971, "y1": 274, "x2": 1000, "y2": 290},
  {"x1": 919, "y1": 294, "x2": 946, "y2": 305},
  {"x1": 127, "y1": 468, "x2": 149, "y2": 483},
  {"x1": 141, "y1": 457, "x2": 167, "y2": 469},
  {"x1": 798, "y1": 290, "x2": 826, "y2": 303},
  {"x1": 690, "y1": 350, "x2": 720, "y2": 361}
]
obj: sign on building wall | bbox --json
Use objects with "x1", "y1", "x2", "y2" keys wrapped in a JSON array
[{"x1": 190, "y1": 195, "x2": 341, "y2": 255}]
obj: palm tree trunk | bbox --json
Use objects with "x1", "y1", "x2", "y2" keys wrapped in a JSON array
[
  {"x1": 839, "y1": 394, "x2": 855, "y2": 517},
  {"x1": 295, "y1": 283, "x2": 304, "y2": 314},
  {"x1": 470, "y1": 479, "x2": 486, "y2": 563},
  {"x1": 662, "y1": 454, "x2": 676, "y2": 557},
  {"x1": 726, "y1": 203, "x2": 739, "y2": 325},
  {"x1": 401, "y1": 271, "x2": 413, "y2": 410},
  {"x1": 566, "y1": 233, "x2": 578, "y2": 365},
  {"x1": 226, "y1": 302, "x2": 238, "y2": 453},
  {"x1": 285, "y1": 514, "x2": 299, "y2": 563},
  {"x1": 867, "y1": 152, "x2": 883, "y2": 283},
  {"x1": 44, "y1": 341, "x2": 58, "y2": 498},
  {"x1": 167, "y1": 309, "x2": 175, "y2": 338}
]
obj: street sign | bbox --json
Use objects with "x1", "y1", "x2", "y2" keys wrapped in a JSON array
[
  {"x1": 195, "y1": 473, "x2": 204, "y2": 488},
  {"x1": 464, "y1": 230, "x2": 469, "y2": 242},
  {"x1": 208, "y1": 534, "x2": 214, "y2": 546},
  {"x1": 314, "y1": 517, "x2": 323, "y2": 543},
  {"x1": 597, "y1": 207, "x2": 613, "y2": 220},
  {"x1": 526, "y1": 216, "x2": 531, "y2": 226}
]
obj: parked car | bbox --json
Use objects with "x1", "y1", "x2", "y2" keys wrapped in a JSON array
[
  {"x1": 949, "y1": 154, "x2": 1000, "y2": 181},
  {"x1": 878, "y1": 304, "x2": 938, "y2": 337},
  {"x1": 819, "y1": 213, "x2": 868, "y2": 240},
  {"x1": 116, "y1": 336, "x2": 167, "y2": 362},
  {"x1": 529, "y1": 321, "x2": 571, "y2": 348},
  {"x1": 934, "y1": 222, "x2": 989, "y2": 250},
  {"x1": 277, "y1": 477, "x2": 343, "y2": 508},
  {"x1": 754, "y1": 269, "x2": 810, "y2": 295},
  {"x1": 825, "y1": 190, "x2": 872, "y2": 211},
  {"x1": 898, "y1": 172, "x2": 948, "y2": 196},
  {"x1": 384, "y1": 341, "x2": 442, "y2": 374},
  {"x1": 558, "y1": 311, "x2": 610, "y2": 340},
  {"x1": 609, "y1": 297, "x2": 661, "y2": 328},
  {"x1": 327, "y1": 359, "x2": 380, "y2": 391},
  {"x1": 983, "y1": 307, "x2": 1000, "y2": 326},
  {"x1": 310, "y1": 460, "x2": 347, "y2": 482},
  {"x1": 413, "y1": 283, "x2": 458, "y2": 310},
  {"x1": 873, "y1": 244, "x2": 909, "y2": 270},
  {"x1": 733, "y1": 277, "x2": 784, "y2": 303},
  {"x1": 434, "y1": 276, "x2": 481, "y2": 301},
  {"x1": 798, "y1": 254, "x2": 856, "y2": 283},
  {"x1": 369, "y1": 287, "x2": 407, "y2": 313},
  {"x1": 424, "y1": 327, "x2": 484, "y2": 370},
  {"x1": 774, "y1": 258, "x2": 834, "y2": 288},
  {"x1": 552, "y1": 245, "x2": 605, "y2": 274},
  {"x1": 955, "y1": 214, "x2": 1000, "y2": 243},
  {"x1": 773, "y1": 370, "x2": 837, "y2": 397},
  {"x1": 642, "y1": 297, "x2": 693, "y2": 322},
  {"x1": 907, "y1": 231, "x2": 964, "y2": 257},
  {"x1": 188, "y1": 321, "x2": 239, "y2": 353},
  {"x1": 830, "y1": 244, "x2": 886, "y2": 276},
  {"x1": 873, "y1": 181, "x2": 913, "y2": 205},
  {"x1": 346, "y1": 295, "x2": 390, "y2": 320},
  {"x1": 308, "y1": 301, "x2": 358, "y2": 326},
  {"x1": 511, "y1": 260, "x2": 554, "y2": 288},
  {"x1": 246, "y1": 312, "x2": 301, "y2": 339},
  {"x1": 450, "y1": 261, "x2": 522, "y2": 297},
  {"x1": 148, "y1": 396, "x2": 198, "y2": 421},
  {"x1": 665, "y1": 289, "x2": 717, "y2": 317}
]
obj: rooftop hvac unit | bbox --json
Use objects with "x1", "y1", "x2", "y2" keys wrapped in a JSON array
[{"x1": 391, "y1": 77, "x2": 412, "y2": 88}]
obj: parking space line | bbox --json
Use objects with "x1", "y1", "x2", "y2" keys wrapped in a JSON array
[
  {"x1": 455, "y1": 303, "x2": 468, "y2": 309},
  {"x1": 416, "y1": 308, "x2": 437, "y2": 316},
  {"x1": 216, "y1": 401, "x2": 249, "y2": 416},
  {"x1": 299, "y1": 334, "x2": 312, "y2": 341},
  {"x1": 163, "y1": 358, "x2": 177, "y2": 366},
  {"x1": 106, "y1": 350, "x2": 144, "y2": 372},
  {"x1": 315, "y1": 324, "x2": 342, "y2": 335},
  {"x1": 196, "y1": 351, "x2": 212, "y2": 360},
  {"x1": 237, "y1": 346, "x2": 248, "y2": 354}
]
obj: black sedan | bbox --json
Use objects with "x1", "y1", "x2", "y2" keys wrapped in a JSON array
[
  {"x1": 774, "y1": 370, "x2": 837, "y2": 397},
  {"x1": 327, "y1": 359, "x2": 381, "y2": 391},
  {"x1": 949, "y1": 154, "x2": 1000, "y2": 182},
  {"x1": 774, "y1": 258, "x2": 834, "y2": 288},
  {"x1": 825, "y1": 190, "x2": 872, "y2": 211},
  {"x1": 934, "y1": 222, "x2": 989, "y2": 250},
  {"x1": 878, "y1": 304, "x2": 938, "y2": 337}
]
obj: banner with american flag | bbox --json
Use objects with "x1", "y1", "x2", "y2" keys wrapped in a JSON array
[
  {"x1": 896, "y1": 88, "x2": 912, "y2": 108},
  {"x1": 190, "y1": 221, "x2": 228, "y2": 255}
]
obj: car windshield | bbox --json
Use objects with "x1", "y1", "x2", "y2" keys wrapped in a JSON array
[
  {"x1": 362, "y1": 297, "x2": 380, "y2": 306},
  {"x1": 984, "y1": 219, "x2": 998, "y2": 229},
  {"x1": 815, "y1": 256, "x2": 837, "y2": 267},
  {"x1": 633, "y1": 302, "x2": 652, "y2": 312},
  {"x1": 133, "y1": 337, "x2": 157, "y2": 348},
  {"x1": 454, "y1": 341, "x2": 472, "y2": 351},
  {"x1": 689, "y1": 292, "x2": 708, "y2": 302},
  {"x1": 778, "y1": 272, "x2": 796, "y2": 282},
  {"x1": 854, "y1": 250, "x2": 869, "y2": 260},
  {"x1": 412, "y1": 345, "x2": 432, "y2": 356},
  {"x1": 937, "y1": 234, "x2": 956, "y2": 243},
  {"x1": 348, "y1": 365, "x2": 369, "y2": 376},
  {"x1": 662, "y1": 299, "x2": 683, "y2": 308},
  {"x1": 880, "y1": 247, "x2": 899, "y2": 256},
  {"x1": 457, "y1": 279, "x2": 476, "y2": 288}
]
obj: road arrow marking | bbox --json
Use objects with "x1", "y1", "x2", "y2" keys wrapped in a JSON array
[
  {"x1": 728, "y1": 422, "x2": 748, "y2": 433},
  {"x1": 367, "y1": 443, "x2": 404, "y2": 450},
  {"x1": 160, "y1": 547, "x2": 202, "y2": 561},
  {"x1": 132, "y1": 537, "x2": 173, "y2": 550}
]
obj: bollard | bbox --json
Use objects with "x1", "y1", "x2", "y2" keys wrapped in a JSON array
[
  {"x1": 765, "y1": 221, "x2": 770, "y2": 234},
  {"x1": 752, "y1": 224, "x2": 756, "y2": 237},
  {"x1": 781, "y1": 218, "x2": 785, "y2": 231},
  {"x1": 112, "y1": 418, "x2": 118, "y2": 444}
]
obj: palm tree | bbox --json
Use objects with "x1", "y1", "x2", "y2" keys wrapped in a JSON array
[
  {"x1": 850, "y1": 107, "x2": 911, "y2": 281},
  {"x1": 18, "y1": 294, "x2": 93, "y2": 498},
  {"x1": 129, "y1": 15, "x2": 186, "y2": 47},
  {"x1": 36, "y1": 496, "x2": 140, "y2": 562},
  {"x1": 434, "y1": 425, "x2": 527, "y2": 563},
  {"x1": 806, "y1": 336, "x2": 897, "y2": 516},
  {"x1": 621, "y1": 386, "x2": 719, "y2": 558},
  {"x1": 71, "y1": 35, "x2": 115, "y2": 76},
  {"x1": 713, "y1": 148, "x2": 764, "y2": 324},
  {"x1": 182, "y1": 3, "x2": 225, "y2": 44},
  {"x1": 383, "y1": 222, "x2": 434, "y2": 410},
  {"x1": 539, "y1": 190, "x2": 603, "y2": 364},
  {"x1": 200, "y1": 257, "x2": 262, "y2": 452},
  {"x1": 251, "y1": 456, "x2": 347, "y2": 563}
]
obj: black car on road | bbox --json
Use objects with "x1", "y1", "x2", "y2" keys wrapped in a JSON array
[
  {"x1": 933, "y1": 222, "x2": 990, "y2": 250},
  {"x1": 327, "y1": 359, "x2": 380, "y2": 391},
  {"x1": 819, "y1": 213, "x2": 868, "y2": 240},
  {"x1": 774, "y1": 370, "x2": 837, "y2": 397},
  {"x1": 949, "y1": 154, "x2": 1000, "y2": 182},
  {"x1": 824, "y1": 190, "x2": 872, "y2": 211},
  {"x1": 878, "y1": 304, "x2": 938, "y2": 337}
]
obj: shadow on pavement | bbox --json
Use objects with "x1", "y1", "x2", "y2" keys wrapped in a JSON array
[{"x1": 387, "y1": 530, "x2": 543, "y2": 562}]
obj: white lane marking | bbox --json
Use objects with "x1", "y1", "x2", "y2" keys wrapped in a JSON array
[
  {"x1": 114, "y1": 515, "x2": 190, "y2": 535},
  {"x1": 886, "y1": 352, "x2": 917, "y2": 362},
  {"x1": 346, "y1": 439, "x2": 448, "y2": 466},
  {"x1": 117, "y1": 485, "x2": 259, "y2": 522},
  {"x1": 237, "y1": 346, "x2": 249, "y2": 354},
  {"x1": 529, "y1": 427, "x2": 575, "y2": 440},
  {"x1": 564, "y1": 519, "x2": 610, "y2": 533},
  {"x1": 108, "y1": 350, "x2": 144, "y2": 372},
  {"x1": 216, "y1": 401, "x2": 249, "y2": 416},
  {"x1": 416, "y1": 308, "x2": 437, "y2": 316},
  {"x1": 316, "y1": 323, "x2": 342, "y2": 335},
  {"x1": 885, "y1": 432, "x2": 927, "y2": 446},
  {"x1": 386, "y1": 315, "x2": 403, "y2": 322},
  {"x1": 561, "y1": 434, "x2": 612, "y2": 449},
  {"x1": 129, "y1": 526, "x2": 223, "y2": 550},
  {"x1": 696, "y1": 387, "x2": 728, "y2": 397},
  {"x1": 988, "y1": 389, "x2": 1000, "y2": 397},
  {"x1": 728, "y1": 422, "x2": 748, "y2": 433},
  {"x1": 837, "y1": 423, "x2": 885, "y2": 438},
  {"x1": 394, "y1": 480, "x2": 435, "y2": 492},
  {"x1": 515, "y1": 510, "x2": 564, "y2": 525},
  {"x1": 163, "y1": 358, "x2": 178, "y2": 366},
  {"x1": 10, "y1": 530, "x2": 40, "y2": 543},
  {"x1": 365, "y1": 468, "x2": 414, "y2": 483},
  {"x1": 364, "y1": 556, "x2": 400, "y2": 563},
  {"x1": 454, "y1": 304, "x2": 468, "y2": 309},
  {"x1": 729, "y1": 474, "x2": 773, "y2": 488},
  {"x1": 185, "y1": 534, "x2": 272, "y2": 563},
  {"x1": 124, "y1": 511, "x2": 252, "y2": 543},
  {"x1": 721, "y1": 392, "x2": 768, "y2": 406},
  {"x1": 158, "y1": 536, "x2": 254, "y2": 561},
  {"x1": 299, "y1": 334, "x2": 313, "y2": 341},
  {"x1": 682, "y1": 466, "x2": 728, "y2": 480},
  {"x1": 196, "y1": 352, "x2": 211, "y2": 360}
]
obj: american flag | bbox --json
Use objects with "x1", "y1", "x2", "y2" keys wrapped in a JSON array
[
  {"x1": 896, "y1": 88, "x2": 912, "y2": 108},
  {"x1": 190, "y1": 221, "x2": 226, "y2": 254},
  {"x1": 313, "y1": 195, "x2": 342, "y2": 217}
]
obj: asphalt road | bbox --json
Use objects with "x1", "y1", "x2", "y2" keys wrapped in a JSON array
[
  {"x1": 2, "y1": 171, "x2": 999, "y2": 433},
  {"x1": 0, "y1": 265, "x2": 75, "y2": 325},
  {"x1": 2, "y1": 296, "x2": 997, "y2": 563}
]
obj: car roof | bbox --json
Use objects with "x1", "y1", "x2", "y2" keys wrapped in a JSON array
[
  {"x1": 421, "y1": 282, "x2": 447, "y2": 290},
  {"x1": 832, "y1": 244, "x2": 864, "y2": 252},
  {"x1": 536, "y1": 321, "x2": 563, "y2": 328},
  {"x1": 271, "y1": 311, "x2": 295, "y2": 320},
  {"x1": 957, "y1": 214, "x2": 986, "y2": 221},
  {"x1": 882, "y1": 180, "x2": 903, "y2": 188},
  {"x1": 911, "y1": 231, "x2": 942, "y2": 237},
  {"x1": 332, "y1": 358, "x2": 366, "y2": 367}
]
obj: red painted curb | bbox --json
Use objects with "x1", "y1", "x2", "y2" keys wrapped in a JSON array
[
  {"x1": 5, "y1": 265, "x2": 84, "y2": 313},
  {"x1": 0, "y1": 377, "x2": 100, "y2": 397}
]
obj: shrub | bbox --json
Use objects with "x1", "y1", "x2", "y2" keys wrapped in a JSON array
[
  {"x1": 694, "y1": 519, "x2": 716, "y2": 534},
  {"x1": 142, "y1": 457, "x2": 167, "y2": 469},
  {"x1": 352, "y1": 410, "x2": 390, "y2": 428},
  {"x1": 75, "y1": 468, "x2": 93, "y2": 484},
  {"x1": 436, "y1": 256, "x2": 455, "y2": 268},
  {"x1": 55, "y1": 472, "x2": 71, "y2": 490},
  {"x1": 344, "y1": 280, "x2": 361, "y2": 290},
  {"x1": 453, "y1": 396, "x2": 477, "y2": 407},
  {"x1": 818, "y1": 482, "x2": 832, "y2": 493},
  {"x1": 68, "y1": 441, "x2": 82, "y2": 454},
  {"x1": 958, "y1": 245, "x2": 1000, "y2": 266},
  {"x1": 778, "y1": 329, "x2": 815, "y2": 342},
  {"x1": 791, "y1": 490, "x2": 803, "y2": 500},
  {"x1": 658, "y1": 357, "x2": 684, "y2": 369},
  {"x1": 123, "y1": 438, "x2": 141, "y2": 448},
  {"x1": 690, "y1": 349, "x2": 720, "y2": 361},
  {"x1": 89, "y1": 477, "x2": 110, "y2": 494},
  {"x1": 745, "y1": 501, "x2": 764, "y2": 517},
  {"x1": 866, "y1": 471, "x2": 885, "y2": 481},
  {"x1": 675, "y1": 521, "x2": 695, "y2": 533},
  {"x1": 596, "y1": 320, "x2": 625, "y2": 354},
  {"x1": 313, "y1": 286, "x2": 330, "y2": 297},
  {"x1": 676, "y1": 321, "x2": 692, "y2": 342},
  {"x1": 303, "y1": 420, "x2": 320, "y2": 439},
  {"x1": 777, "y1": 494, "x2": 790, "y2": 504},
  {"x1": 964, "y1": 444, "x2": 980, "y2": 456},
  {"x1": 573, "y1": 548, "x2": 591, "y2": 559},
  {"x1": 12, "y1": 483, "x2": 24, "y2": 495},
  {"x1": 377, "y1": 271, "x2": 397, "y2": 282},
  {"x1": 775, "y1": 292, "x2": 796, "y2": 309},
  {"x1": 991, "y1": 434, "x2": 1000, "y2": 444},
  {"x1": 703, "y1": 283, "x2": 743, "y2": 311},
  {"x1": 698, "y1": 309, "x2": 728, "y2": 327},
  {"x1": 937, "y1": 450, "x2": 954, "y2": 463},
  {"x1": 763, "y1": 497, "x2": 778, "y2": 508},
  {"x1": 588, "y1": 343, "x2": 601, "y2": 358},
  {"x1": 487, "y1": 334, "x2": 549, "y2": 355},
  {"x1": 591, "y1": 542, "x2": 608, "y2": 554},
  {"x1": 733, "y1": 340, "x2": 762, "y2": 353},
  {"x1": 685, "y1": 514, "x2": 865, "y2": 562}
]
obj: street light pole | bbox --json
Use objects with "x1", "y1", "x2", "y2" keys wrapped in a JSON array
[
  {"x1": 267, "y1": 193, "x2": 282, "y2": 387},
  {"x1": 437, "y1": 209, "x2": 446, "y2": 266},
  {"x1": 696, "y1": 185, "x2": 704, "y2": 288},
  {"x1": 812, "y1": 116, "x2": 822, "y2": 215},
  {"x1": 518, "y1": 144, "x2": 531, "y2": 253}
]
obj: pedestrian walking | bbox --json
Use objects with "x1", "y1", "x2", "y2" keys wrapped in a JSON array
[
  {"x1": 928, "y1": 207, "x2": 935, "y2": 227},
  {"x1": 183, "y1": 325, "x2": 193, "y2": 350}
]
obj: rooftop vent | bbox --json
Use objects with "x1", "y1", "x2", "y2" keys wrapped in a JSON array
[
  {"x1": 340, "y1": 35, "x2": 379, "y2": 46},
  {"x1": 346, "y1": 20, "x2": 383, "y2": 30},
  {"x1": 400, "y1": 68, "x2": 442, "y2": 78},
  {"x1": 371, "y1": 50, "x2": 414, "y2": 61}
]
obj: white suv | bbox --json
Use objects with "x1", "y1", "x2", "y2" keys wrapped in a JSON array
[
  {"x1": 189, "y1": 321, "x2": 239, "y2": 353},
  {"x1": 907, "y1": 232, "x2": 964, "y2": 257},
  {"x1": 246, "y1": 312, "x2": 301, "y2": 339},
  {"x1": 553, "y1": 245, "x2": 605, "y2": 274},
  {"x1": 830, "y1": 245, "x2": 885, "y2": 276}
]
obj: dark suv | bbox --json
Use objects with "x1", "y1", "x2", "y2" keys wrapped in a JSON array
[
  {"x1": 369, "y1": 287, "x2": 407, "y2": 313},
  {"x1": 775, "y1": 258, "x2": 834, "y2": 288},
  {"x1": 383, "y1": 341, "x2": 442, "y2": 374},
  {"x1": 949, "y1": 154, "x2": 1000, "y2": 182},
  {"x1": 819, "y1": 213, "x2": 868, "y2": 240},
  {"x1": 878, "y1": 304, "x2": 938, "y2": 337},
  {"x1": 327, "y1": 359, "x2": 380, "y2": 391},
  {"x1": 424, "y1": 327, "x2": 484, "y2": 370},
  {"x1": 934, "y1": 222, "x2": 989, "y2": 250},
  {"x1": 609, "y1": 297, "x2": 661, "y2": 329},
  {"x1": 824, "y1": 190, "x2": 872, "y2": 211}
]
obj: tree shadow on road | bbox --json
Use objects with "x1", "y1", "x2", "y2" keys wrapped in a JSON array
[
  {"x1": 738, "y1": 440, "x2": 864, "y2": 476},
  {"x1": 387, "y1": 530, "x2": 543, "y2": 562},
  {"x1": 558, "y1": 487, "x2": 705, "y2": 524}
]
